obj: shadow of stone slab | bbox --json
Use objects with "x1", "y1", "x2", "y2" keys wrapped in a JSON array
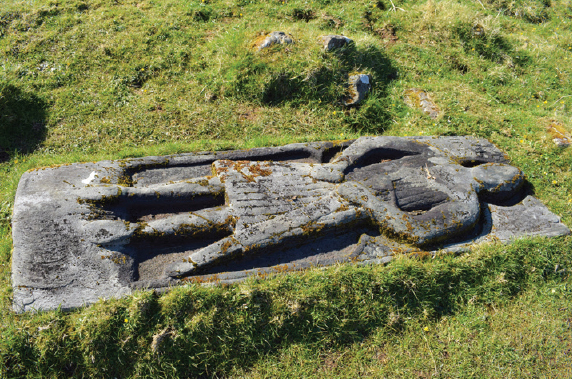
[
  {"x1": 12, "y1": 137, "x2": 570, "y2": 312},
  {"x1": 0, "y1": 84, "x2": 48, "y2": 160}
]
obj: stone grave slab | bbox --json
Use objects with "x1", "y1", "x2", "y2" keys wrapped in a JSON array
[{"x1": 12, "y1": 136, "x2": 570, "y2": 312}]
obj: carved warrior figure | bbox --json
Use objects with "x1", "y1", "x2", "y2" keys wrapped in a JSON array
[
  {"x1": 14, "y1": 136, "x2": 571, "y2": 311},
  {"x1": 80, "y1": 137, "x2": 524, "y2": 279}
]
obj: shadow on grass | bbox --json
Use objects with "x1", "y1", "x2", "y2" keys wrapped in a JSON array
[
  {"x1": 221, "y1": 41, "x2": 398, "y2": 135},
  {"x1": 5, "y1": 237, "x2": 568, "y2": 378},
  {"x1": 153, "y1": 238, "x2": 569, "y2": 377},
  {"x1": 453, "y1": 23, "x2": 531, "y2": 67},
  {"x1": 264, "y1": 44, "x2": 397, "y2": 103},
  {"x1": 261, "y1": 44, "x2": 398, "y2": 134},
  {"x1": 0, "y1": 83, "x2": 48, "y2": 162}
]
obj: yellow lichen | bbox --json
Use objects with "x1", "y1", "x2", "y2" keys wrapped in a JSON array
[{"x1": 546, "y1": 121, "x2": 571, "y2": 145}]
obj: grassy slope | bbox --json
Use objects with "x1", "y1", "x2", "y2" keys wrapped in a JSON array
[{"x1": 1, "y1": 0, "x2": 572, "y2": 377}]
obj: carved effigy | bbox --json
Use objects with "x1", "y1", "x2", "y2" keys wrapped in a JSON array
[{"x1": 12, "y1": 137, "x2": 570, "y2": 311}]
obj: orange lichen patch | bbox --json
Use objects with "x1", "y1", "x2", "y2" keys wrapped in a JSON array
[
  {"x1": 218, "y1": 160, "x2": 273, "y2": 182},
  {"x1": 271, "y1": 264, "x2": 293, "y2": 274},
  {"x1": 28, "y1": 163, "x2": 73, "y2": 172},
  {"x1": 196, "y1": 178, "x2": 210, "y2": 186},
  {"x1": 220, "y1": 238, "x2": 235, "y2": 254},
  {"x1": 251, "y1": 33, "x2": 270, "y2": 50},
  {"x1": 215, "y1": 160, "x2": 233, "y2": 169},
  {"x1": 172, "y1": 218, "x2": 233, "y2": 238},
  {"x1": 182, "y1": 274, "x2": 221, "y2": 284},
  {"x1": 214, "y1": 165, "x2": 229, "y2": 175},
  {"x1": 546, "y1": 122, "x2": 571, "y2": 147},
  {"x1": 247, "y1": 162, "x2": 272, "y2": 176},
  {"x1": 251, "y1": 31, "x2": 293, "y2": 52},
  {"x1": 472, "y1": 23, "x2": 485, "y2": 37},
  {"x1": 101, "y1": 253, "x2": 128, "y2": 265},
  {"x1": 405, "y1": 220, "x2": 414, "y2": 232},
  {"x1": 301, "y1": 221, "x2": 326, "y2": 236},
  {"x1": 403, "y1": 88, "x2": 441, "y2": 119},
  {"x1": 343, "y1": 73, "x2": 371, "y2": 106},
  {"x1": 224, "y1": 215, "x2": 238, "y2": 228},
  {"x1": 243, "y1": 242, "x2": 261, "y2": 254},
  {"x1": 345, "y1": 85, "x2": 359, "y2": 103},
  {"x1": 117, "y1": 174, "x2": 137, "y2": 187},
  {"x1": 230, "y1": 160, "x2": 249, "y2": 171},
  {"x1": 213, "y1": 160, "x2": 232, "y2": 178}
]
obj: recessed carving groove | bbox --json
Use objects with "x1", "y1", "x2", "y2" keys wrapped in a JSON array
[
  {"x1": 343, "y1": 147, "x2": 420, "y2": 175},
  {"x1": 459, "y1": 159, "x2": 489, "y2": 168},
  {"x1": 91, "y1": 194, "x2": 225, "y2": 222}
]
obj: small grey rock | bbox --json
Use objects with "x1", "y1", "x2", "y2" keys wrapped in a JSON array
[
  {"x1": 546, "y1": 123, "x2": 571, "y2": 147},
  {"x1": 404, "y1": 88, "x2": 441, "y2": 119},
  {"x1": 554, "y1": 138, "x2": 571, "y2": 147},
  {"x1": 472, "y1": 23, "x2": 485, "y2": 37},
  {"x1": 344, "y1": 74, "x2": 371, "y2": 106},
  {"x1": 256, "y1": 31, "x2": 293, "y2": 51},
  {"x1": 320, "y1": 35, "x2": 353, "y2": 51}
]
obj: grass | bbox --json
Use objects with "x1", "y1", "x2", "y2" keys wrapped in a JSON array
[
  {"x1": 2, "y1": 239, "x2": 572, "y2": 377},
  {"x1": 1, "y1": 0, "x2": 572, "y2": 377}
]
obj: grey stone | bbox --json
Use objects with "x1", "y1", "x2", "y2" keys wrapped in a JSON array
[
  {"x1": 344, "y1": 74, "x2": 371, "y2": 106},
  {"x1": 547, "y1": 123, "x2": 571, "y2": 147},
  {"x1": 472, "y1": 24, "x2": 485, "y2": 37},
  {"x1": 256, "y1": 31, "x2": 293, "y2": 51},
  {"x1": 12, "y1": 137, "x2": 570, "y2": 312},
  {"x1": 404, "y1": 88, "x2": 441, "y2": 119},
  {"x1": 320, "y1": 35, "x2": 353, "y2": 51}
]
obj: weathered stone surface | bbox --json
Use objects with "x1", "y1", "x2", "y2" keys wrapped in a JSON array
[
  {"x1": 12, "y1": 137, "x2": 570, "y2": 312},
  {"x1": 404, "y1": 88, "x2": 441, "y2": 119},
  {"x1": 344, "y1": 74, "x2": 371, "y2": 106},
  {"x1": 255, "y1": 31, "x2": 293, "y2": 51},
  {"x1": 472, "y1": 23, "x2": 485, "y2": 37},
  {"x1": 320, "y1": 35, "x2": 353, "y2": 51},
  {"x1": 546, "y1": 122, "x2": 571, "y2": 147}
]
